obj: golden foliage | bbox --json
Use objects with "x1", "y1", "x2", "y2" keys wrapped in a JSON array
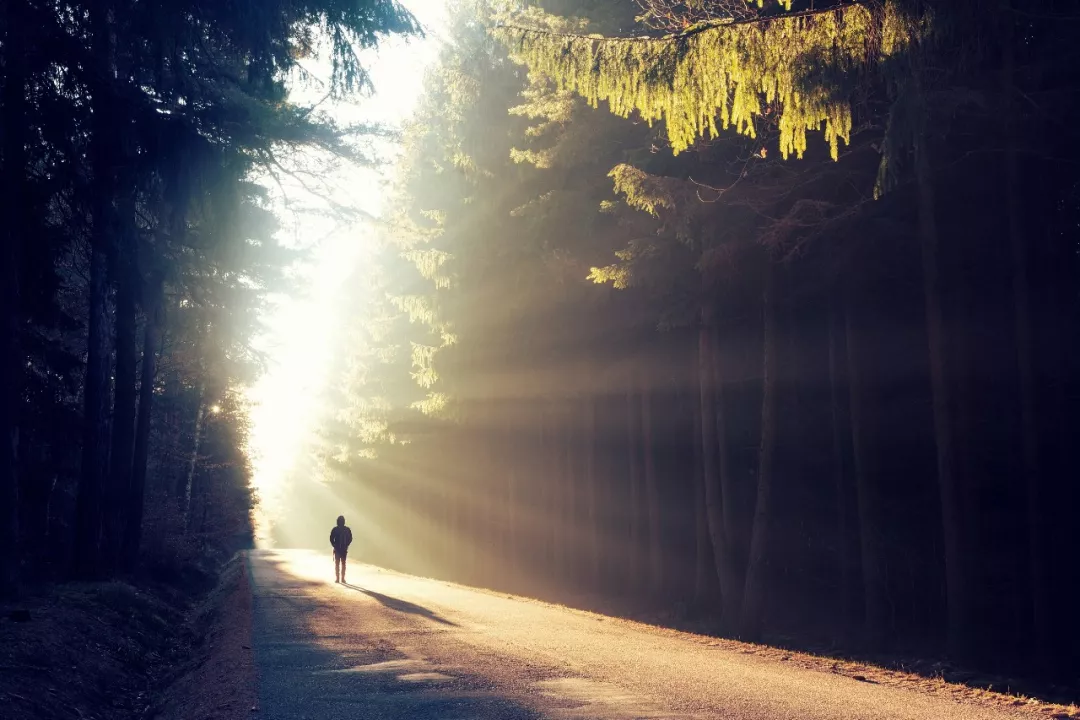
[
  {"x1": 410, "y1": 342, "x2": 440, "y2": 389},
  {"x1": 498, "y1": 3, "x2": 910, "y2": 160},
  {"x1": 411, "y1": 391, "x2": 452, "y2": 417},
  {"x1": 587, "y1": 264, "x2": 634, "y2": 289},
  {"x1": 609, "y1": 164, "x2": 677, "y2": 216},
  {"x1": 403, "y1": 248, "x2": 454, "y2": 289}
]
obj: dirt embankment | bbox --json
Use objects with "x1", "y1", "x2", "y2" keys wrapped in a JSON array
[
  {"x1": 154, "y1": 559, "x2": 257, "y2": 720},
  {"x1": 0, "y1": 556, "x2": 256, "y2": 720}
]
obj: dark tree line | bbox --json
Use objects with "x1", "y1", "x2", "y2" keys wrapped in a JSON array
[
  {"x1": 0, "y1": 0, "x2": 417, "y2": 591},
  {"x1": 316, "y1": 0, "x2": 1080, "y2": 677}
]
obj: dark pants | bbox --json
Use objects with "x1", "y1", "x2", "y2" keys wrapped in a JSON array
[{"x1": 334, "y1": 551, "x2": 347, "y2": 581}]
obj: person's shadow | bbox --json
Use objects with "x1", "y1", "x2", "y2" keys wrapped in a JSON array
[{"x1": 340, "y1": 583, "x2": 458, "y2": 627}]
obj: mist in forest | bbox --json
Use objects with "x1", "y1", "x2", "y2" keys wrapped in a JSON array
[
  {"x1": 2, "y1": 0, "x2": 1079, "y2": 692},
  {"x1": 290, "y1": 0, "x2": 1080, "y2": 678}
]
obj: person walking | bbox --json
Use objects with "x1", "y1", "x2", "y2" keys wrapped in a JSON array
[{"x1": 330, "y1": 515, "x2": 353, "y2": 583}]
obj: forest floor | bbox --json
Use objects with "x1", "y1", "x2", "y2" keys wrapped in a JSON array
[{"x1": 0, "y1": 555, "x2": 257, "y2": 720}]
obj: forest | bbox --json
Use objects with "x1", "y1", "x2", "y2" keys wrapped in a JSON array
[
  {"x1": 0, "y1": 2, "x2": 417, "y2": 580},
  {"x1": 3, "y1": 0, "x2": 1079, "y2": 691},
  {"x1": 305, "y1": 0, "x2": 1080, "y2": 678}
]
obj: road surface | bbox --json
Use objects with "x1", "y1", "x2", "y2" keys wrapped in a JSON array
[{"x1": 248, "y1": 549, "x2": 1030, "y2": 720}]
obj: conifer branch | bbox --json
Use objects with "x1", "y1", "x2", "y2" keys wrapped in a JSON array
[
  {"x1": 497, "y1": 1, "x2": 895, "y2": 158},
  {"x1": 494, "y1": 0, "x2": 871, "y2": 43}
]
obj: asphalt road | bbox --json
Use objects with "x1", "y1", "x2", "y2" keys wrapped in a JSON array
[{"x1": 248, "y1": 549, "x2": 1030, "y2": 720}]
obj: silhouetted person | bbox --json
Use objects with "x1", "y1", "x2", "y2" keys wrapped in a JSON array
[{"x1": 330, "y1": 515, "x2": 353, "y2": 583}]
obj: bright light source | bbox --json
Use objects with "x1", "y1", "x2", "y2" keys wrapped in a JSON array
[
  {"x1": 210, "y1": 404, "x2": 222, "y2": 415},
  {"x1": 245, "y1": 1, "x2": 449, "y2": 549}
]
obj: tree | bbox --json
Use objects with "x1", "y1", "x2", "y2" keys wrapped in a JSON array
[
  {"x1": 73, "y1": 0, "x2": 122, "y2": 580},
  {"x1": 3, "y1": 0, "x2": 419, "y2": 582},
  {"x1": 315, "y1": 0, "x2": 1080, "y2": 674},
  {"x1": 0, "y1": 0, "x2": 31, "y2": 598}
]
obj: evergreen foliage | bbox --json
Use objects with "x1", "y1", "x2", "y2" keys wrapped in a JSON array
[
  {"x1": 322, "y1": 0, "x2": 1080, "y2": 674},
  {"x1": 497, "y1": 2, "x2": 910, "y2": 159},
  {"x1": 0, "y1": 0, "x2": 418, "y2": 587}
]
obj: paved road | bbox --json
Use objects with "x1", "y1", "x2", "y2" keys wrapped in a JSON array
[{"x1": 248, "y1": 549, "x2": 1028, "y2": 720}]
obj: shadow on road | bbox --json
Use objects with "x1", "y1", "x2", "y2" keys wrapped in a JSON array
[
  {"x1": 340, "y1": 583, "x2": 458, "y2": 626},
  {"x1": 251, "y1": 554, "x2": 537, "y2": 719}
]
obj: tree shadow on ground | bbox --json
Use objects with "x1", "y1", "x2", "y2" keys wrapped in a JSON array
[
  {"x1": 340, "y1": 583, "x2": 458, "y2": 626},
  {"x1": 252, "y1": 557, "x2": 536, "y2": 720}
]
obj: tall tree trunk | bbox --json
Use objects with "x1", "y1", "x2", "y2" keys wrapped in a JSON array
[
  {"x1": 179, "y1": 380, "x2": 205, "y2": 534},
  {"x1": 542, "y1": 402, "x2": 559, "y2": 584},
  {"x1": 828, "y1": 295, "x2": 854, "y2": 635},
  {"x1": 846, "y1": 294, "x2": 888, "y2": 645},
  {"x1": 74, "y1": 0, "x2": 118, "y2": 579},
  {"x1": 740, "y1": 260, "x2": 779, "y2": 641},
  {"x1": 692, "y1": 402, "x2": 714, "y2": 606},
  {"x1": 698, "y1": 309, "x2": 733, "y2": 625},
  {"x1": 123, "y1": 271, "x2": 164, "y2": 571},
  {"x1": 472, "y1": 401, "x2": 489, "y2": 582},
  {"x1": 640, "y1": 376, "x2": 663, "y2": 596},
  {"x1": 625, "y1": 377, "x2": 643, "y2": 595},
  {"x1": 507, "y1": 461, "x2": 519, "y2": 576},
  {"x1": 560, "y1": 398, "x2": 577, "y2": 587},
  {"x1": 0, "y1": 0, "x2": 28, "y2": 598},
  {"x1": 1000, "y1": 0, "x2": 1048, "y2": 662},
  {"x1": 913, "y1": 71, "x2": 971, "y2": 659},
  {"x1": 712, "y1": 324, "x2": 743, "y2": 628},
  {"x1": 104, "y1": 207, "x2": 138, "y2": 573},
  {"x1": 584, "y1": 393, "x2": 601, "y2": 592},
  {"x1": 537, "y1": 406, "x2": 552, "y2": 586}
]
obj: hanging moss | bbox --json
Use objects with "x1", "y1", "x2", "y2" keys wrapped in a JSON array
[{"x1": 498, "y1": 3, "x2": 910, "y2": 159}]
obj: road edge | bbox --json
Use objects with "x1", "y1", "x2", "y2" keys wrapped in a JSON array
[{"x1": 153, "y1": 553, "x2": 258, "y2": 719}]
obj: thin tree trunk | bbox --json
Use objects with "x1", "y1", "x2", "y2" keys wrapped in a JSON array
[
  {"x1": 553, "y1": 401, "x2": 565, "y2": 586},
  {"x1": 507, "y1": 462, "x2": 518, "y2": 575},
  {"x1": 74, "y1": 0, "x2": 118, "y2": 579},
  {"x1": 537, "y1": 406, "x2": 552, "y2": 585},
  {"x1": 472, "y1": 401, "x2": 489, "y2": 582},
  {"x1": 1000, "y1": 0, "x2": 1048, "y2": 662},
  {"x1": 846, "y1": 294, "x2": 888, "y2": 645},
  {"x1": 560, "y1": 399, "x2": 576, "y2": 586},
  {"x1": 542, "y1": 402, "x2": 558, "y2": 584},
  {"x1": 553, "y1": 401, "x2": 566, "y2": 586},
  {"x1": 441, "y1": 434, "x2": 456, "y2": 575},
  {"x1": 584, "y1": 394, "x2": 601, "y2": 592},
  {"x1": 45, "y1": 476, "x2": 58, "y2": 541},
  {"x1": 913, "y1": 71, "x2": 970, "y2": 658},
  {"x1": 828, "y1": 296, "x2": 853, "y2": 634},
  {"x1": 457, "y1": 426, "x2": 475, "y2": 582},
  {"x1": 123, "y1": 271, "x2": 164, "y2": 571},
  {"x1": 692, "y1": 402, "x2": 714, "y2": 606},
  {"x1": 199, "y1": 474, "x2": 211, "y2": 535},
  {"x1": 104, "y1": 209, "x2": 138, "y2": 573},
  {"x1": 698, "y1": 310, "x2": 732, "y2": 625},
  {"x1": 180, "y1": 381, "x2": 205, "y2": 534},
  {"x1": 0, "y1": 0, "x2": 27, "y2": 598},
  {"x1": 640, "y1": 376, "x2": 663, "y2": 596},
  {"x1": 740, "y1": 260, "x2": 778, "y2": 641},
  {"x1": 712, "y1": 324, "x2": 743, "y2": 627},
  {"x1": 626, "y1": 377, "x2": 643, "y2": 595}
]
